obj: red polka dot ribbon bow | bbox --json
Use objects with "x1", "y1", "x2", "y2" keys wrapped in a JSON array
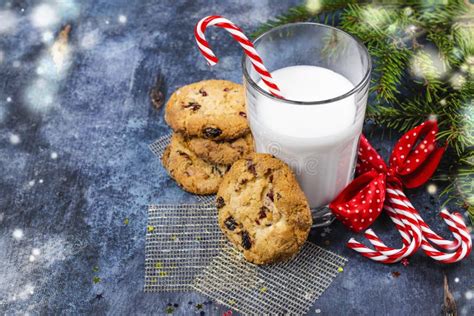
[{"x1": 329, "y1": 120, "x2": 472, "y2": 264}]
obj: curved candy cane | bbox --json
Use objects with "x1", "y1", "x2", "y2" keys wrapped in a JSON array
[
  {"x1": 194, "y1": 15, "x2": 283, "y2": 98},
  {"x1": 420, "y1": 211, "x2": 472, "y2": 263}
]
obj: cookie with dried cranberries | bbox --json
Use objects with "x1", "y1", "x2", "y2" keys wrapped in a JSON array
[
  {"x1": 165, "y1": 80, "x2": 249, "y2": 141},
  {"x1": 216, "y1": 153, "x2": 312, "y2": 264},
  {"x1": 162, "y1": 133, "x2": 229, "y2": 195}
]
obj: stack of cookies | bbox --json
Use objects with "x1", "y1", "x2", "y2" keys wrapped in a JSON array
[
  {"x1": 162, "y1": 79, "x2": 312, "y2": 265},
  {"x1": 162, "y1": 80, "x2": 255, "y2": 195}
]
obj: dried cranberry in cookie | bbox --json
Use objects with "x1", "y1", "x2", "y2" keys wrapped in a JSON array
[{"x1": 217, "y1": 153, "x2": 312, "y2": 265}]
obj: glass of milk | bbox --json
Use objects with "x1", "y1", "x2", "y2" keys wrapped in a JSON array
[{"x1": 242, "y1": 23, "x2": 371, "y2": 227}]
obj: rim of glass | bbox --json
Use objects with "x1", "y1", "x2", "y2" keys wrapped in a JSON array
[{"x1": 241, "y1": 22, "x2": 372, "y2": 105}]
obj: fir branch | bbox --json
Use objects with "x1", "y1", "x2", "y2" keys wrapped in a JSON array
[
  {"x1": 409, "y1": 50, "x2": 447, "y2": 102},
  {"x1": 415, "y1": 0, "x2": 467, "y2": 27},
  {"x1": 367, "y1": 97, "x2": 434, "y2": 131},
  {"x1": 251, "y1": 0, "x2": 356, "y2": 39},
  {"x1": 339, "y1": 4, "x2": 398, "y2": 43},
  {"x1": 441, "y1": 150, "x2": 474, "y2": 225},
  {"x1": 454, "y1": 23, "x2": 474, "y2": 57},
  {"x1": 427, "y1": 27, "x2": 463, "y2": 69},
  {"x1": 371, "y1": 44, "x2": 412, "y2": 102}
]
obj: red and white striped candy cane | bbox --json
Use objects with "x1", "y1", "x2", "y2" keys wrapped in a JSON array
[
  {"x1": 346, "y1": 238, "x2": 395, "y2": 263},
  {"x1": 365, "y1": 203, "x2": 417, "y2": 258},
  {"x1": 383, "y1": 203, "x2": 411, "y2": 245},
  {"x1": 419, "y1": 210, "x2": 472, "y2": 263},
  {"x1": 361, "y1": 189, "x2": 471, "y2": 263},
  {"x1": 352, "y1": 204, "x2": 420, "y2": 263},
  {"x1": 362, "y1": 204, "x2": 410, "y2": 259},
  {"x1": 194, "y1": 15, "x2": 284, "y2": 98},
  {"x1": 420, "y1": 221, "x2": 472, "y2": 263},
  {"x1": 347, "y1": 185, "x2": 423, "y2": 263},
  {"x1": 396, "y1": 189, "x2": 461, "y2": 251}
]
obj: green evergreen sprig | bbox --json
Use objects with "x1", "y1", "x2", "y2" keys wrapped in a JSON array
[{"x1": 253, "y1": 0, "x2": 474, "y2": 224}]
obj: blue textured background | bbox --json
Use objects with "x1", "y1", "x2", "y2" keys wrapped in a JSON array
[{"x1": 0, "y1": 0, "x2": 472, "y2": 315}]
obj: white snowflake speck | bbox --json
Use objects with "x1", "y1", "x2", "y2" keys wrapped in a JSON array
[
  {"x1": 80, "y1": 30, "x2": 100, "y2": 49},
  {"x1": 466, "y1": 290, "x2": 473, "y2": 300},
  {"x1": 0, "y1": 10, "x2": 19, "y2": 34},
  {"x1": 407, "y1": 24, "x2": 417, "y2": 33},
  {"x1": 35, "y1": 65, "x2": 45, "y2": 76},
  {"x1": 360, "y1": 6, "x2": 390, "y2": 29},
  {"x1": 9, "y1": 133, "x2": 21, "y2": 144},
  {"x1": 28, "y1": 180, "x2": 35, "y2": 186},
  {"x1": 315, "y1": 309, "x2": 321, "y2": 314},
  {"x1": 29, "y1": 247, "x2": 41, "y2": 262},
  {"x1": 404, "y1": 7, "x2": 413, "y2": 16},
  {"x1": 450, "y1": 72, "x2": 466, "y2": 90},
  {"x1": 454, "y1": 277, "x2": 459, "y2": 283},
  {"x1": 118, "y1": 15, "x2": 127, "y2": 24},
  {"x1": 32, "y1": 248, "x2": 41, "y2": 256},
  {"x1": 105, "y1": 19, "x2": 110, "y2": 24},
  {"x1": 305, "y1": 0, "x2": 322, "y2": 14},
  {"x1": 51, "y1": 151, "x2": 58, "y2": 159},
  {"x1": 17, "y1": 283, "x2": 35, "y2": 300},
  {"x1": 42, "y1": 31, "x2": 54, "y2": 43},
  {"x1": 6, "y1": 96, "x2": 12, "y2": 102},
  {"x1": 30, "y1": 4, "x2": 59, "y2": 28},
  {"x1": 410, "y1": 49, "x2": 448, "y2": 81},
  {"x1": 13, "y1": 228, "x2": 24, "y2": 240},
  {"x1": 24, "y1": 78, "x2": 57, "y2": 113},
  {"x1": 427, "y1": 183, "x2": 437, "y2": 195},
  {"x1": 39, "y1": 179, "x2": 44, "y2": 184}
]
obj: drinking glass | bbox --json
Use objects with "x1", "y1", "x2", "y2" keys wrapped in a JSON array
[{"x1": 242, "y1": 23, "x2": 371, "y2": 227}]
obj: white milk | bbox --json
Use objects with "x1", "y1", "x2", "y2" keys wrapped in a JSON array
[{"x1": 249, "y1": 65, "x2": 365, "y2": 208}]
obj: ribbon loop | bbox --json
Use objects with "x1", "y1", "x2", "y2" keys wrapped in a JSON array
[
  {"x1": 356, "y1": 136, "x2": 387, "y2": 175},
  {"x1": 329, "y1": 171, "x2": 386, "y2": 232},
  {"x1": 389, "y1": 120, "x2": 446, "y2": 188}
]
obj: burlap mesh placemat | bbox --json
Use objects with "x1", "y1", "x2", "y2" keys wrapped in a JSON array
[
  {"x1": 144, "y1": 203, "x2": 224, "y2": 291},
  {"x1": 148, "y1": 133, "x2": 172, "y2": 159},
  {"x1": 144, "y1": 203, "x2": 347, "y2": 314},
  {"x1": 192, "y1": 242, "x2": 347, "y2": 315}
]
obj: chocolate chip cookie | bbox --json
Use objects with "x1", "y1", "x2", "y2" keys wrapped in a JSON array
[
  {"x1": 161, "y1": 133, "x2": 229, "y2": 195},
  {"x1": 217, "y1": 153, "x2": 312, "y2": 265},
  {"x1": 164, "y1": 80, "x2": 249, "y2": 140},
  {"x1": 185, "y1": 133, "x2": 255, "y2": 166}
]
